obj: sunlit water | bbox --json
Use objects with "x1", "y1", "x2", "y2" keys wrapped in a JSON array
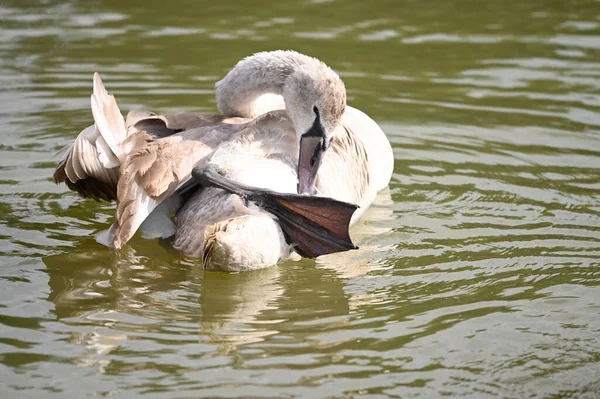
[{"x1": 1, "y1": 0, "x2": 600, "y2": 397}]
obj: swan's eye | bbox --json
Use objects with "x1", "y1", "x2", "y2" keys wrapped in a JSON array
[{"x1": 313, "y1": 106, "x2": 319, "y2": 116}]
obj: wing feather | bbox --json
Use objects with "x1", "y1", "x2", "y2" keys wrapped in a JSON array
[
  {"x1": 53, "y1": 124, "x2": 120, "y2": 201},
  {"x1": 90, "y1": 73, "x2": 128, "y2": 161},
  {"x1": 53, "y1": 72, "x2": 253, "y2": 247},
  {"x1": 111, "y1": 132, "x2": 214, "y2": 248}
]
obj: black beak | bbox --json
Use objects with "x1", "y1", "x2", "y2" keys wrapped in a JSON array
[{"x1": 298, "y1": 116, "x2": 328, "y2": 195}]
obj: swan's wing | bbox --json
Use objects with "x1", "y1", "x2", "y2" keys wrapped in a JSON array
[
  {"x1": 53, "y1": 72, "x2": 252, "y2": 247},
  {"x1": 54, "y1": 73, "x2": 127, "y2": 201},
  {"x1": 53, "y1": 124, "x2": 119, "y2": 201},
  {"x1": 54, "y1": 72, "x2": 247, "y2": 203},
  {"x1": 109, "y1": 122, "x2": 248, "y2": 248},
  {"x1": 90, "y1": 73, "x2": 129, "y2": 162}
]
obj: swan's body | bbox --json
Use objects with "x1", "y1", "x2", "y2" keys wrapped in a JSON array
[{"x1": 54, "y1": 50, "x2": 394, "y2": 271}]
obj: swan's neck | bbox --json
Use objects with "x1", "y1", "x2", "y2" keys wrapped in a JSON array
[{"x1": 215, "y1": 51, "x2": 315, "y2": 119}]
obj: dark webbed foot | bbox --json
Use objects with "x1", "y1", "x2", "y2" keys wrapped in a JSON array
[{"x1": 191, "y1": 164, "x2": 359, "y2": 258}]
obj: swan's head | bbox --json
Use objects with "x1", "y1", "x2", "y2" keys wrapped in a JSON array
[{"x1": 283, "y1": 63, "x2": 346, "y2": 195}]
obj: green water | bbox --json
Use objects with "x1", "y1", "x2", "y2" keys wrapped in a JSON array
[{"x1": 1, "y1": 0, "x2": 600, "y2": 397}]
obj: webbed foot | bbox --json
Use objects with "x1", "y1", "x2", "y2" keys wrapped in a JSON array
[{"x1": 191, "y1": 164, "x2": 358, "y2": 258}]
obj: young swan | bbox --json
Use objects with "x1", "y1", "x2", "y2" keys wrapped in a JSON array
[{"x1": 53, "y1": 51, "x2": 394, "y2": 271}]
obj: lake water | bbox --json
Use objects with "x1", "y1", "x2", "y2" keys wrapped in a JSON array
[{"x1": 1, "y1": 0, "x2": 600, "y2": 397}]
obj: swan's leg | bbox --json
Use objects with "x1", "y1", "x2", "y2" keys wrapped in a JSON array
[{"x1": 191, "y1": 164, "x2": 359, "y2": 258}]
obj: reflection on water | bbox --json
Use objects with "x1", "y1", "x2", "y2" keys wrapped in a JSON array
[
  {"x1": 1, "y1": 0, "x2": 600, "y2": 397},
  {"x1": 42, "y1": 191, "x2": 395, "y2": 360},
  {"x1": 44, "y1": 248, "x2": 287, "y2": 357}
]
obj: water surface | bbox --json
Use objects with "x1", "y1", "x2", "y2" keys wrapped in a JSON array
[{"x1": 1, "y1": 0, "x2": 600, "y2": 397}]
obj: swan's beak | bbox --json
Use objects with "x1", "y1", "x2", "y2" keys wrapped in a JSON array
[{"x1": 298, "y1": 134, "x2": 326, "y2": 195}]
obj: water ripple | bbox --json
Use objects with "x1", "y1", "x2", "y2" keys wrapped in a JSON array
[{"x1": 0, "y1": 0, "x2": 599, "y2": 397}]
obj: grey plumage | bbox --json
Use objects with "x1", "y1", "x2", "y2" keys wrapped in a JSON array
[{"x1": 53, "y1": 50, "x2": 393, "y2": 271}]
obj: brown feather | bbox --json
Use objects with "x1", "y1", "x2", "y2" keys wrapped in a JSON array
[{"x1": 111, "y1": 130, "x2": 220, "y2": 248}]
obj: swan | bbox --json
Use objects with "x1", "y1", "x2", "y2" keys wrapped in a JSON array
[{"x1": 53, "y1": 50, "x2": 394, "y2": 271}]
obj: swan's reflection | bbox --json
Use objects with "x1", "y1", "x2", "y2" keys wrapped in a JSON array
[
  {"x1": 198, "y1": 267, "x2": 284, "y2": 354},
  {"x1": 42, "y1": 241, "x2": 289, "y2": 362},
  {"x1": 44, "y1": 243, "x2": 187, "y2": 372},
  {"x1": 44, "y1": 243, "x2": 191, "y2": 319},
  {"x1": 41, "y1": 189, "x2": 394, "y2": 365},
  {"x1": 67, "y1": 329, "x2": 127, "y2": 373}
]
